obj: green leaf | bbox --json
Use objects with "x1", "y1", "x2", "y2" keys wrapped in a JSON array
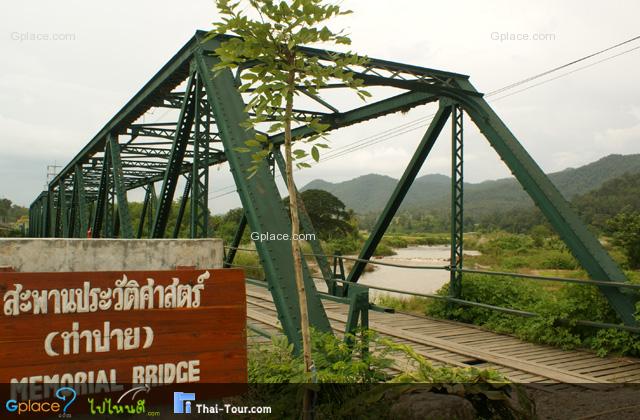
[
  {"x1": 311, "y1": 146, "x2": 320, "y2": 162},
  {"x1": 244, "y1": 139, "x2": 261, "y2": 148}
]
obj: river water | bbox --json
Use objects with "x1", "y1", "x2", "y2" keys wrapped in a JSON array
[{"x1": 357, "y1": 245, "x2": 479, "y2": 300}]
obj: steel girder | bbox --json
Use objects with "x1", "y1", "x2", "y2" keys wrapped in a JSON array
[
  {"x1": 346, "y1": 103, "x2": 452, "y2": 286},
  {"x1": 28, "y1": 30, "x2": 637, "y2": 339},
  {"x1": 173, "y1": 174, "x2": 191, "y2": 238},
  {"x1": 151, "y1": 72, "x2": 197, "y2": 238},
  {"x1": 451, "y1": 79, "x2": 638, "y2": 326},
  {"x1": 450, "y1": 105, "x2": 464, "y2": 299},
  {"x1": 194, "y1": 35, "x2": 333, "y2": 350},
  {"x1": 273, "y1": 148, "x2": 333, "y2": 289},
  {"x1": 109, "y1": 134, "x2": 134, "y2": 238},
  {"x1": 190, "y1": 76, "x2": 210, "y2": 238}
]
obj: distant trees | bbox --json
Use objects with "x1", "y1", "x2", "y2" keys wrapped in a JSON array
[
  {"x1": 607, "y1": 211, "x2": 640, "y2": 269},
  {"x1": 283, "y1": 189, "x2": 357, "y2": 240},
  {"x1": 0, "y1": 198, "x2": 27, "y2": 224},
  {"x1": 0, "y1": 198, "x2": 28, "y2": 237}
]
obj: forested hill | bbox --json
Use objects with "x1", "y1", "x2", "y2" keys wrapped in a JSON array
[{"x1": 302, "y1": 154, "x2": 640, "y2": 216}]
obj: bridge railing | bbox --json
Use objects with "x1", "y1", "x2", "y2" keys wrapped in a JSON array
[{"x1": 226, "y1": 246, "x2": 640, "y2": 335}]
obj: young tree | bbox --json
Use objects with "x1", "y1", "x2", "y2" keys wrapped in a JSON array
[{"x1": 209, "y1": 0, "x2": 369, "y2": 386}]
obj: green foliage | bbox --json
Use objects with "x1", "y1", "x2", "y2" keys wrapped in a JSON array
[
  {"x1": 248, "y1": 335, "x2": 305, "y2": 383},
  {"x1": 574, "y1": 172, "x2": 640, "y2": 230},
  {"x1": 210, "y1": 0, "x2": 369, "y2": 174},
  {"x1": 0, "y1": 197, "x2": 28, "y2": 237},
  {"x1": 284, "y1": 189, "x2": 357, "y2": 240},
  {"x1": 248, "y1": 330, "x2": 394, "y2": 384},
  {"x1": 607, "y1": 211, "x2": 640, "y2": 269},
  {"x1": 382, "y1": 343, "x2": 533, "y2": 420},
  {"x1": 424, "y1": 274, "x2": 640, "y2": 356},
  {"x1": 304, "y1": 154, "x2": 640, "y2": 227},
  {"x1": 247, "y1": 329, "x2": 533, "y2": 419}
]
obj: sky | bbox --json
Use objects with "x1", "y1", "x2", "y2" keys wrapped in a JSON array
[{"x1": 1, "y1": 0, "x2": 639, "y2": 212}]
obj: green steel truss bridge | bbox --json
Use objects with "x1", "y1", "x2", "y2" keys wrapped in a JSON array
[{"x1": 28, "y1": 31, "x2": 638, "y2": 356}]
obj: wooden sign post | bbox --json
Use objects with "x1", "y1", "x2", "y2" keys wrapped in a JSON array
[{"x1": 0, "y1": 268, "x2": 246, "y2": 389}]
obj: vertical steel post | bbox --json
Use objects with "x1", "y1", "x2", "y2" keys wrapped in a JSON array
[
  {"x1": 54, "y1": 182, "x2": 64, "y2": 237},
  {"x1": 75, "y1": 165, "x2": 88, "y2": 237},
  {"x1": 105, "y1": 180, "x2": 115, "y2": 238},
  {"x1": 190, "y1": 76, "x2": 210, "y2": 238},
  {"x1": 59, "y1": 179, "x2": 70, "y2": 237},
  {"x1": 137, "y1": 184, "x2": 152, "y2": 239},
  {"x1": 109, "y1": 134, "x2": 134, "y2": 238},
  {"x1": 43, "y1": 192, "x2": 51, "y2": 238},
  {"x1": 450, "y1": 105, "x2": 464, "y2": 298},
  {"x1": 92, "y1": 141, "x2": 111, "y2": 238}
]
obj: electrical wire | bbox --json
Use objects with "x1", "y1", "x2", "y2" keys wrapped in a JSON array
[{"x1": 208, "y1": 34, "x2": 640, "y2": 201}]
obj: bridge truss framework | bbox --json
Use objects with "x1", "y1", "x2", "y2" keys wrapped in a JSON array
[{"x1": 28, "y1": 31, "x2": 637, "y2": 350}]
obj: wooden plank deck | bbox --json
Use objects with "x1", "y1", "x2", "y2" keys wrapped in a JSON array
[{"x1": 245, "y1": 283, "x2": 640, "y2": 387}]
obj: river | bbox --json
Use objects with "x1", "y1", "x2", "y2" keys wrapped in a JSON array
[{"x1": 357, "y1": 245, "x2": 479, "y2": 300}]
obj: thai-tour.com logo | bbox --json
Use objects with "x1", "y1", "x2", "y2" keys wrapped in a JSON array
[
  {"x1": 173, "y1": 392, "x2": 195, "y2": 414},
  {"x1": 5, "y1": 386, "x2": 76, "y2": 415},
  {"x1": 173, "y1": 391, "x2": 272, "y2": 415}
]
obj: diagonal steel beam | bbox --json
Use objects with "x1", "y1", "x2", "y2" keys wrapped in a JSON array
[
  {"x1": 455, "y1": 78, "x2": 638, "y2": 326},
  {"x1": 151, "y1": 72, "x2": 197, "y2": 238},
  {"x1": 273, "y1": 148, "x2": 333, "y2": 288},
  {"x1": 346, "y1": 102, "x2": 451, "y2": 286},
  {"x1": 194, "y1": 36, "x2": 332, "y2": 351}
]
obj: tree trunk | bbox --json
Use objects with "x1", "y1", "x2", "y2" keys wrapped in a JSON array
[{"x1": 283, "y1": 67, "x2": 313, "y2": 417}]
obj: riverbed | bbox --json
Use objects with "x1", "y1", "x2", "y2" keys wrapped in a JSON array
[{"x1": 357, "y1": 245, "x2": 479, "y2": 300}]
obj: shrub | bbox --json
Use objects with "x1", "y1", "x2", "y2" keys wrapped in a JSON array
[{"x1": 539, "y1": 251, "x2": 578, "y2": 270}]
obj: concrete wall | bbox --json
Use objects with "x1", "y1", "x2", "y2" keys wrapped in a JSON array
[{"x1": 0, "y1": 239, "x2": 223, "y2": 272}]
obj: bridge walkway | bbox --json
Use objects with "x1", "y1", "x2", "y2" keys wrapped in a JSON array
[{"x1": 245, "y1": 283, "x2": 640, "y2": 390}]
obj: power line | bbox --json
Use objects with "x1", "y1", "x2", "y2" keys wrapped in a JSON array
[
  {"x1": 486, "y1": 34, "x2": 640, "y2": 96},
  {"x1": 207, "y1": 34, "x2": 640, "y2": 201},
  {"x1": 490, "y1": 44, "x2": 640, "y2": 102}
]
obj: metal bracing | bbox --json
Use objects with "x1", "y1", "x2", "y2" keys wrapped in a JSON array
[
  {"x1": 173, "y1": 174, "x2": 191, "y2": 238},
  {"x1": 29, "y1": 30, "x2": 638, "y2": 338},
  {"x1": 450, "y1": 105, "x2": 464, "y2": 299},
  {"x1": 453, "y1": 78, "x2": 637, "y2": 326},
  {"x1": 346, "y1": 103, "x2": 452, "y2": 286},
  {"x1": 128, "y1": 126, "x2": 220, "y2": 142},
  {"x1": 42, "y1": 192, "x2": 51, "y2": 238},
  {"x1": 68, "y1": 173, "x2": 79, "y2": 237},
  {"x1": 190, "y1": 76, "x2": 210, "y2": 238},
  {"x1": 137, "y1": 184, "x2": 152, "y2": 239},
  {"x1": 73, "y1": 165, "x2": 89, "y2": 237},
  {"x1": 224, "y1": 213, "x2": 248, "y2": 268},
  {"x1": 272, "y1": 148, "x2": 333, "y2": 287},
  {"x1": 91, "y1": 142, "x2": 111, "y2": 238},
  {"x1": 151, "y1": 72, "x2": 198, "y2": 238},
  {"x1": 194, "y1": 35, "x2": 332, "y2": 351},
  {"x1": 108, "y1": 134, "x2": 134, "y2": 238},
  {"x1": 54, "y1": 179, "x2": 69, "y2": 238}
]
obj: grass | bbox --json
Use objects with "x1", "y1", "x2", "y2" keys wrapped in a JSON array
[{"x1": 373, "y1": 231, "x2": 640, "y2": 357}]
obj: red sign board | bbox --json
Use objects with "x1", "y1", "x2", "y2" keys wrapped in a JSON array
[{"x1": 0, "y1": 268, "x2": 247, "y2": 385}]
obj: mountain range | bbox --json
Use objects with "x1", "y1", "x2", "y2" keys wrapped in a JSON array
[{"x1": 302, "y1": 154, "x2": 640, "y2": 217}]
